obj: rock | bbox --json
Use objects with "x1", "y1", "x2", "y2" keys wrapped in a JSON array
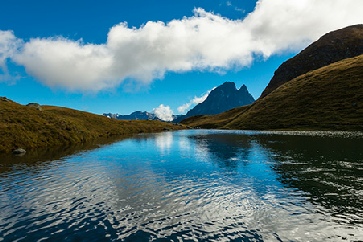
[
  {"x1": 13, "y1": 148, "x2": 26, "y2": 155},
  {"x1": 184, "y1": 82, "x2": 255, "y2": 118},
  {"x1": 26, "y1": 103, "x2": 42, "y2": 111}
]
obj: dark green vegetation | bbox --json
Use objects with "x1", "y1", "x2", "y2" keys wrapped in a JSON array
[
  {"x1": 182, "y1": 25, "x2": 363, "y2": 131},
  {"x1": 182, "y1": 54, "x2": 363, "y2": 130},
  {"x1": 0, "y1": 98, "x2": 184, "y2": 153}
]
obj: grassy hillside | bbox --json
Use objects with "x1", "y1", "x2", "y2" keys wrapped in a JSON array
[
  {"x1": 261, "y1": 25, "x2": 363, "y2": 98},
  {"x1": 0, "y1": 99, "x2": 184, "y2": 153},
  {"x1": 182, "y1": 54, "x2": 363, "y2": 131},
  {"x1": 181, "y1": 106, "x2": 250, "y2": 129}
]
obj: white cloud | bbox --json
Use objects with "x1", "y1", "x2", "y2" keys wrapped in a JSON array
[
  {"x1": 0, "y1": 30, "x2": 22, "y2": 82},
  {"x1": 177, "y1": 88, "x2": 214, "y2": 114},
  {"x1": 177, "y1": 103, "x2": 192, "y2": 114},
  {"x1": 242, "y1": 0, "x2": 363, "y2": 56},
  {"x1": 0, "y1": 31, "x2": 20, "y2": 66},
  {"x1": 1, "y1": 0, "x2": 363, "y2": 91},
  {"x1": 14, "y1": 38, "x2": 114, "y2": 91},
  {"x1": 153, "y1": 104, "x2": 174, "y2": 121}
]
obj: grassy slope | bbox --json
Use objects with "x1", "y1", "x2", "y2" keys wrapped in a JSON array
[
  {"x1": 181, "y1": 106, "x2": 250, "y2": 129},
  {"x1": 0, "y1": 100, "x2": 184, "y2": 153},
  {"x1": 183, "y1": 54, "x2": 363, "y2": 131},
  {"x1": 261, "y1": 24, "x2": 363, "y2": 98}
]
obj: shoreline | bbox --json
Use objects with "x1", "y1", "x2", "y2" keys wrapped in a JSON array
[{"x1": 0, "y1": 98, "x2": 185, "y2": 154}]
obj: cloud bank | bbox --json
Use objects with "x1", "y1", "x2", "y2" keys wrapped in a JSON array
[{"x1": 1, "y1": 0, "x2": 363, "y2": 91}]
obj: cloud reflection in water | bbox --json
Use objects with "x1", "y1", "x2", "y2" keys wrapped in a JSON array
[{"x1": 0, "y1": 130, "x2": 362, "y2": 241}]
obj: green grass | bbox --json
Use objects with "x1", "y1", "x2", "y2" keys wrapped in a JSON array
[
  {"x1": 0, "y1": 99, "x2": 184, "y2": 153},
  {"x1": 182, "y1": 54, "x2": 363, "y2": 131}
]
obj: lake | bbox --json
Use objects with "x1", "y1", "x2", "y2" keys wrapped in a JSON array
[{"x1": 0, "y1": 130, "x2": 362, "y2": 241}]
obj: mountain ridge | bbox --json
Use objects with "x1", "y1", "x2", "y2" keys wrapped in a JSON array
[
  {"x1": 185, "y1": 82, "x2": 255, "y2": 117},
  {"x1": 261, "y1": 24, "x2": 363, "y2": 98},
  {"x1": 104, "y1": 111, "x2": 156, "y2": 120},
  {"x1": 182, "y1": 25, "x2": 363, "y2": 131},
  {"x1": 183, "y1": 54, "x2": 363, "y2": 130}
]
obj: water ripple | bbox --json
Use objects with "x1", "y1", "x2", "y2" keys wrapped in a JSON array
[{"x1": 1, "y1": 130, "x2": 362, "y2": 241}]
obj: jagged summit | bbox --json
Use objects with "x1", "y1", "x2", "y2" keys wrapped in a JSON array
[{"x1": 185, "y1": 82, "x2": 255, "y2": 117}]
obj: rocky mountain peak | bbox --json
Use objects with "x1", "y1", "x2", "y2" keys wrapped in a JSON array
[
  {"x1": 238, "y1": 84, "x2": 248, "y2": 92},
  {"x1": 220, "y1": 81, "x2": 237, "y2": 90},
  {"x1": 185, "y1": 82, "x2": 255, "y2": 117}
]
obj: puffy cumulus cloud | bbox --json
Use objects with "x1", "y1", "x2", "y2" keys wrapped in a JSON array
[
  {"x1": 177, "y1": 88, "x2": 214, "y2": 114},
  {"x1": 2, "y1": 0, "x2": 363, "y2": 91},
  {"x1": 243, "y1": 0, "x2": 363, "y2": 56},
  {"x1": 153, "y1": 104, "x2": 174, "y2": 122},
  {"x1": 14, "y1": 38, "x2": 115, "y2": 91}
]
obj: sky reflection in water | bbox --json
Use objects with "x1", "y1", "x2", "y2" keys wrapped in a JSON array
[{"x1": 0, "y1": 130, "x2": 362, "y2": 241}]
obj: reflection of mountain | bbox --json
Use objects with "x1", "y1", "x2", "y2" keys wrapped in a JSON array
[
  {"x1": 254, "y1": 133, "x2": 363, "y2": 220},
  {"x1": 191, "y1": 133, "x2": 253, "y2": 170}
]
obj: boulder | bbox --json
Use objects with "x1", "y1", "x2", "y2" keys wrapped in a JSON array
[
  {"x1": 26, "y1": 103, "x2": 42, "y2": 111},
  {"x1": 13, "y1": 148, "x2": 26, "y2": 155}
]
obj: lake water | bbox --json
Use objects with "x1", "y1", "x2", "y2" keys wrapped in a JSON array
[{"x1": 0, "y1": 130, "x2": 362, "y2": 241}]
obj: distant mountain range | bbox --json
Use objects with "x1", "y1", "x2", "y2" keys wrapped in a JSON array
[
  {"x1": 2, "y1": 25, "x2": 362, "y2": 154},
  {"x1": 182, "y1": 25, "x2": 363, "y2": 131},
  {"x1": 105, "y1": 82, "x2": 255, "y2": 122},
  {"x1": 103, "y1": 111, "x2": 157, "y2": 120},
  {"x1": 103, "y1": 111, "x2": 185, "y2": 122}
]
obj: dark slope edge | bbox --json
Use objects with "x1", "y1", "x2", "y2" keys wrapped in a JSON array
[
  {"x1": 0, "y1": 99, "x2": 184, "y2": 153},
  {"x1": 260, "y1": 24, "x2": 363, "y2": 98},
  {"x1": 182, "y1": 54, "x2": 363, "y2": 131}
]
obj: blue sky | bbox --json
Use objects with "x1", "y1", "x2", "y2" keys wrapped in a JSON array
[{"x1": 1, "y1": 0, "x2": 362, "y2": 118}]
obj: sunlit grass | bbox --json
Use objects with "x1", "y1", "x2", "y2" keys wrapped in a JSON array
[{"x1": 0, "y1": 100, "x2": 184, "y2": 153}]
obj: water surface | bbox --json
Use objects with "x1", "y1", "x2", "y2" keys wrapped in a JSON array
[{"x1": 0, "y1": 130, "x2": 362, "y2": 241}]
